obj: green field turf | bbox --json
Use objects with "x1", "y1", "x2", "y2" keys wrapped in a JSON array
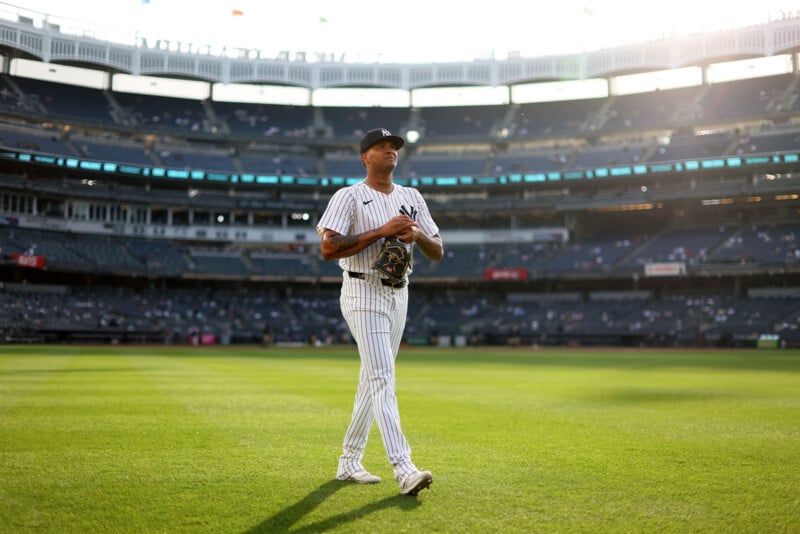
[{"x1": 1, "y1": 345, "x2": 798, "y2": 533}]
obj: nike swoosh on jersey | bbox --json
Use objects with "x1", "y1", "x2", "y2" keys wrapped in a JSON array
[{"x1": 362, "y1": 199, "x2": 374, "y2": 205}]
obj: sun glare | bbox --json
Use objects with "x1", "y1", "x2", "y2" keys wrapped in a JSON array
[{"x1": 15, "y1": 0, "x2": 800, "y2": 63}]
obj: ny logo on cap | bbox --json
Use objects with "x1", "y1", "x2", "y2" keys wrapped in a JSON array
[{"x1": 381, "y1": 129, "x2": 392, "y2": 136}]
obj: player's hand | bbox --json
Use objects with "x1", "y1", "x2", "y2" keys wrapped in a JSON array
[
  {"x1": 396, "y1": 224, "x2": 419, "y2": 243},
  {"x1": 382, "y1": 215, "x2": 415, "y2": 238}
]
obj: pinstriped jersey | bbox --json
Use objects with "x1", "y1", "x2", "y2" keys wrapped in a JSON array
[{"x1": 316, "y1": 180, "x2": 440, "y2": 276}]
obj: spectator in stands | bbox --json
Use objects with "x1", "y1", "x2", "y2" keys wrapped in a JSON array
[
  {"x1": 188, "y1": 326, "x2": 200, "y2": 345},
  {"x1": 261, "y1": 322, "x2": 274, "y2": 346},
  {"x1": 428, "y1": 328, "x2": 440, "y2": 346}
]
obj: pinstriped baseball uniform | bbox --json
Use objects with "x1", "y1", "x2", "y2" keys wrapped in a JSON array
[{"x1": 317, "y1": 180, "x2": 439, "y2": 482}]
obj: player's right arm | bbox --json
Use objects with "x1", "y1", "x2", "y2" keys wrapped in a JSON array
[
  {"x1": 320, "y1": 228, "x2": 381, "y2": 260},
  {"x1": 320, "y1": 215, "x2": 415, "y2": 260}
]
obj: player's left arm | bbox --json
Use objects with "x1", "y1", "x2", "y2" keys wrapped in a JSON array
[
  {"x1": 396, "y1": 225, "x2": 442, "y2": 260},
  {"x1": 415, "y1": 231, "x2": 444, "y2": 261},
  {"x1": 396, "y1": 191, "x2": 444, "y2": 261}
]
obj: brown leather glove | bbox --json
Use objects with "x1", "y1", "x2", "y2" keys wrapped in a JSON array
[{"x1": 372, "y1": 238, "x2": 411, "y2": 282}]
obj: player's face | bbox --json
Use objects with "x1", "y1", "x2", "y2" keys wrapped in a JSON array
[{"x1": 363, "y1": 141, "x2": 399, "y2": 172}]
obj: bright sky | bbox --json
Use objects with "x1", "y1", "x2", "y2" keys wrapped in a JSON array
[{"x1": 12, "y1": 0, "x2": 800, "y2": 63}]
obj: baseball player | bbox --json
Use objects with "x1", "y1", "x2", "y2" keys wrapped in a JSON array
[{"x1": 317, "y1": 128, "x2": 444, "y2": 496}]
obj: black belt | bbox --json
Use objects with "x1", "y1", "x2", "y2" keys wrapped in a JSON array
[{"x1": 347, "y1": 271, "x2": 406, "y2": 289}]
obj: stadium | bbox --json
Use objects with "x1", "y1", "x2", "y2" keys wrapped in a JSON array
[
  {"x1": 1, "y1": 5, "x2": 799, "y2": 348},
  {"x1": 1, "y1": 3, "x2": 800, "y2": 533}
]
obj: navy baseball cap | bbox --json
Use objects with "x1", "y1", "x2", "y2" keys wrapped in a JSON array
[{"x1": 360, "y1": 128, "x2": 405, "y2": 153}]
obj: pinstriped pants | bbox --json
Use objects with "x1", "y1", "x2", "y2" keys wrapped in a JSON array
[{"x1": 337, "y1": 273, "x2": 417, "y2": 480}]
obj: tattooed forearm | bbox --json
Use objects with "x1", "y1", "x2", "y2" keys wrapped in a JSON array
[
  {"x1": 320, "y1": 229, "x2": 382, "y2": 260},
  {"x1": 330, "y1": 234, "x2": 360, "y2": 253}
]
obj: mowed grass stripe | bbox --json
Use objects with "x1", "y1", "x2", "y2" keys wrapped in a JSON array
[
  {"x1": 0, "y1": 345, "x2": 798, "y2": 533},
  {"x1": 0, "y1": 348, "x2": 345, "y2": 532},
  {"x1": 393, "y1": 348, "x2": 800, "y2": 532},
  {"x1": 0, "y1": 350, "x2": 269, "y2": 531},
  {"x1": 1, "y1": 351, "x2": 179, "y2": 530}
]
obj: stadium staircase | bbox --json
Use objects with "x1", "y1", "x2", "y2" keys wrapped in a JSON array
[
  {"x1": 580, "y1": 95, "x2": 617, "y2": 133},
  {"x1": 767, "y1": 76, "x2": 799, "y2": 116},
  {"x1": 410, "y1": 301, "x2": 432, "y2": 332},
  {"x1": 481, "y1": 149, "x2": 497, "y2": 176},
  {"x1": 638, "y1": 141, "x2": 660, "y2": 162},
  {"x1": 1, "y1": 75, "x2": 46, "y2": 115},
  {"x1": 239, "y1": 250, "x2": 256, "y2": 274},
  {"x1": 201, "y1": 99, "x2": 228, "y2": 134},
  {"x1": 104, "y1": 89, "x2": 136, "y2": 127},
  {"x1": 705, "y1": 227, "x2": 743, "y2": 263},
  {"x1": 58, "y1": 129, "x2": 84, "y2": 159},
  {"x1": 613, "y1": 228, "x2": 669, "y2": 268},
  {"x1": 309, "y1": 107, "x2": 332, "y2": 139},
  {"x1": 670, "y1": 85, "x2": 711, "y2": 126},
  {"x1": 499, "y1": 103, "x2": 522, "y2": 137},
  {"x1": 723, "y1": 135, "x2": 742, "y2": 155}
]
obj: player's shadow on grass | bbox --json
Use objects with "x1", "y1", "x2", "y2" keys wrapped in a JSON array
[{"x1": 245, "y1": 479, "x2": 421, "y2": 533}]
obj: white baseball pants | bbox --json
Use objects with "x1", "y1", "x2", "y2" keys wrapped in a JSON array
[{"x1": 337, "y1": 273, "x2": 418, "y2": 481}]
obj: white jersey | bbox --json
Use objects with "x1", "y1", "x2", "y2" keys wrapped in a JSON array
[{"x1": 316, "y1": 181, "x2": 439, "y2": 276}]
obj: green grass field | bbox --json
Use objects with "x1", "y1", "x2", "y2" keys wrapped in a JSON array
[{"x1": 1, "y1": 345, "x2": 798, "y2": 533}]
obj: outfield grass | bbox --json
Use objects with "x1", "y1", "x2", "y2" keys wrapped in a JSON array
[{"x1": 0, "y1": 345, "x2": 798, "y2": 533}]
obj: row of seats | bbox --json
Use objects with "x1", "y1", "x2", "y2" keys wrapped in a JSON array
[
  {"x1": 3, "y1": 222, "x2": 798, "y2": 280},
  {"x1": 1, "y1": 73, "x2": 798, "y2": 165},
  {"x1": 2, "y1": 117, "x2": 798, "y2": 179},
  {"x1": 3, "y1": 283, "x2": 798, "y2": 346}
]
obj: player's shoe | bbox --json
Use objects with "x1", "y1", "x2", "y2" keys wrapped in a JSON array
[
  {"x1": 337, "y1": 469, "x2": 381, "y2": 484},
  {"x1": 400, "y1": 470, "x2": 433, "y2": 495}
]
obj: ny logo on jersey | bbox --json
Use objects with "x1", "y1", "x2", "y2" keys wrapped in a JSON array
[{"x1": 399, "y1": 205, "x2": 417, "y2": 220}]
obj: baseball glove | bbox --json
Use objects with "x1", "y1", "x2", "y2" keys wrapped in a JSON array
[{"x1": 372, "y1": 238, "x2": 411, "y2": 282}]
